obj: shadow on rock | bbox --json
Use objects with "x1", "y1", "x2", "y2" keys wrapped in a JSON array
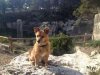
[{"x1": 47, "y1": 61, "x2": 83, "y2": 75}]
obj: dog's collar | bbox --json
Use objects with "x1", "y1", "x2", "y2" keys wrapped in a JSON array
[{"x1": 39, "y1": 44, "x2": 48, "y2": 47}]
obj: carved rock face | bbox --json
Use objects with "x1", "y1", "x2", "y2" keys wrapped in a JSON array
[{"x1": 93, "y1": 13, "x2": 100, "y2": 40}]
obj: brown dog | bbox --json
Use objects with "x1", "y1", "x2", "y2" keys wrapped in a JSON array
[{"x1": 28, "y1": 27, "x2": 50, "y2": 67}]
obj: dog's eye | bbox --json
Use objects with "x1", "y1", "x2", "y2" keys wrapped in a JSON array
[
  {"x1": 41, "y1": 36, "x2": 44, "y2": 38},
  {"x1": 37, "y1": 35, "x2": 40, "y2": 37}
]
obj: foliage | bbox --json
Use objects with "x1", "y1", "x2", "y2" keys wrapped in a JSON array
[
  {"x1": 0, "y1": 0, "x2": 8, "y2": 14},
  {"x1": 0, "y1": 36, "x2": 9, "y2": 43},
  {"x1": 88, "y1": 40, "x2": 100, "y2": 47},
  {"x1": 50, "y1": 33, "x2": 75, "y2": 56},
  {"x1": 0, "y1": 0, "x2": 80, "y2": 21},
  {"x1": 12, "y1": 41, "x2": 28, "y2": 54},
  {"x1": 73, "y1": 0, "x2": 100, "y2": 18}
]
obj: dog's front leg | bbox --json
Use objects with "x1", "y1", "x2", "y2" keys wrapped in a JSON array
[
  {"x1": 43, "y1": 54, "x2": 49, "y2": 68},
  {"x1": 34, "y1": 55, "x2": 39, "y2": 67},
  {"x1": 28, "y1": 55, "x2": 35, "y2": 65}
]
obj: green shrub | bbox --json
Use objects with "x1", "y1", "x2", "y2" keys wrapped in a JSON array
[
  {"x1": 50, "y1": 33, "x2": 75, "y2": 56},
  {"x1": 88, "y1": 40, "x2": 100, "y2": 47},
  {"x1": 0, "y1": 36, "x2": 9, "y2": 43}
]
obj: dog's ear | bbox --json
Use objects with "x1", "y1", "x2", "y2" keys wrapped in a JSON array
[
  {"x1": 34, "y1": 27, "x2": 40, "y2": 33},
  {"x1": 44, "y1": 27, "x2": 49, "y2": 34}
]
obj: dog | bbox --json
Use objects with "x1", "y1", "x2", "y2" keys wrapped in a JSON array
[{"x1": 28, "y1": 27, "x2": 51, "y2": 68}]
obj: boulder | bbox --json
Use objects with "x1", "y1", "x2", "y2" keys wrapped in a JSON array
[{"x1": 0, "y1": 46, "x2": 100, "y2": 75}]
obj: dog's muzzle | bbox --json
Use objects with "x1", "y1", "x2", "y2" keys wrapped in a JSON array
[{"x1": 37, "y1": 40, "x2": 40, "y2": 43}]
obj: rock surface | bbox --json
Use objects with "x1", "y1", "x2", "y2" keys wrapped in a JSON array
[
  {"x1": 0, "y1": 46, "x2": 100, "y2": 75},
  {"x1": 93, "y1": 13, "x2": 100, "y2": 40}
]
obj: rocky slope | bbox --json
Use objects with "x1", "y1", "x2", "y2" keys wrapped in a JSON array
[{"x1": 0, "y1": 46, "x2": 100, "y2": 75}]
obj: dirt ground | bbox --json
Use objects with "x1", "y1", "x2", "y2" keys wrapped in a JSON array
[
  {"x1": 79, "y1": 46, "x2": 99, "y2": 55},
  {"x1": 0, "y1": 53, "x2": 15, "y2": 66}
]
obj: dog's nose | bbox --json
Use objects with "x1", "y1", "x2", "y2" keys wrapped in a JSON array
[{"x1": 37, "y1": 40, "x2": 40, "y2": 43}]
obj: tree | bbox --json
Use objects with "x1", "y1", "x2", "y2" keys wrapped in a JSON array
[
  {"x1": 0, "y1": 0, "x2": 8, "y2": 14},
  {"x1": 73, "y1": 0, "x2": 100, "y2": 18},
  {"x1": 8, "y1": 0, "x2": 25, "y2": 11}
]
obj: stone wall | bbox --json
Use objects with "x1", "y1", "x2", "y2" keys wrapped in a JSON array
[
  {"x1": 5, "y1": 19, "x2": 93, "y2": 37},
  {"x1": 6, "y1": 20, "x2": 75, "y2": 37}
]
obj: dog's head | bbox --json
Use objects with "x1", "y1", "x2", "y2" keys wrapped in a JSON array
[{"x1": 34, "y1": 27, "x2": 49, "y2": 45}]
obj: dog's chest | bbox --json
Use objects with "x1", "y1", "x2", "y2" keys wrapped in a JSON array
[
  {"x1": 39, "y1": 47, "x2": 48, "y2": 53},
  {"x1": 34, "y1": 43, "x2": 50, "y2": 56}
]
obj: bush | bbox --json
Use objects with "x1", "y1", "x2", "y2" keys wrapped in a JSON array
[
  {"x1": 88, "y1": 40, "x2": 100, "y2": 47},
  {"x1": 50, "y1": 33, "x2": 75, "y2": 56},
  {"x1": 0, "y1": 36, "x2": 9, "y2": 43}
]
